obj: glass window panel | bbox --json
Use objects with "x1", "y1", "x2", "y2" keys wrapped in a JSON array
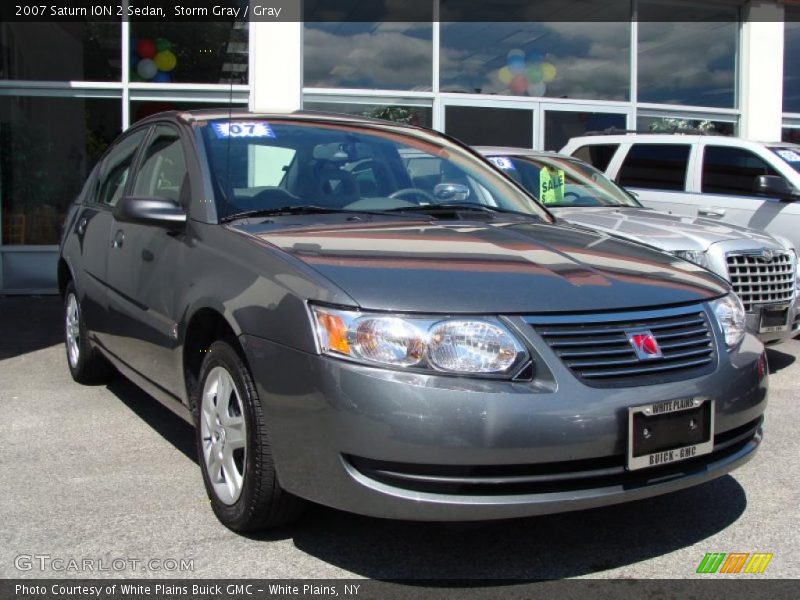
[
  {"x1": 0, "y1": 96, "x2": 120, "y2": 245},
  {"x1": 0, "y1": 22, "x2": 121, "y2": 81},
  {"x1": 440, "y1": 19, "x2": 630, "y2": 100},
  {"x1": 637, "y1": 115, "x2": 736, "y2": 136},
  {"x1": 701, "y1": 146, "x2": 780, "y2": 196},
  {"x1": 130, "y1": 100, "x2": 244, "y2": 123},
  {"x1": 132, "y1": 125, "x2": 187, "y2": 205},
  {"x1": 130, "y1": 19, "x2": 248, "y2": 84},
  {"x1": 784, "y1": 18, "x2": 800, "y2": 113},
  {"x1": 571, "y1": 144, "x2": 620, "y2": 171},
  {"x1": 303, "y1": 101, "x2": 432, "y2": 128},
  {"x1": 97, "y1": 128, "x2": 148, "y2": 207},
  {"x1": 445, "y1": 106, "x2": 533, "y2": 148},
  {"x1": 304, "y1": 22, "x2": 433, "y2": 91},
  {"x1": 618, "y1": 143, "x2": 691, "y2": 191},
  {"x1": 783, "y1": 128, "x2": 800, "y2": 144},
  {"x1": 544, "y1": 111, "x2": 626, "y2": 151},
  {"x1": 638, "y1": 3, "x2": 739, "y2": 108}
]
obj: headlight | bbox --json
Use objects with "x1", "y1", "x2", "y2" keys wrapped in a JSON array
[
  {"x1": 672, "y1": 250, "x2": 708, "y2": 268},
  {"x1": 311, "y1": 305, "x2": 528, "y2": 376},
  {"x1": 710, "y1": 294, "x2": 746, "y2": 349}
]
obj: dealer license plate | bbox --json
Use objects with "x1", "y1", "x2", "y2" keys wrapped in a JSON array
[
  {"x1": 759, "y1": 306, "x2": 789, "y2": 333},
  {"x1": 626, "y1": 398, "x2": 714, "y2": 471}
]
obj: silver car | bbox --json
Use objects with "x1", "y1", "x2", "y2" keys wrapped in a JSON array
[{"x1": 476, "y1": 147, "x2": 799, "y2": 345}]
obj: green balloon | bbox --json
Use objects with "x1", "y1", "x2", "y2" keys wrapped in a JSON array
[
  {"x1": 155, "y1": 38, "x2": 172, "y2": 52},
  {"x1": 526, "y1": 64, "x2": 543, "y2": 84}
]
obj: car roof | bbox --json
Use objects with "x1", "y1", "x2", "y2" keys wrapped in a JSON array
[
  {"x1": 567, "y1": 133, "x2": 797, "y2": 148},
  {"x1": 134, "y1": 107, "x2": 423, "y2": 131},
  {"x1": 474, "y1": 146, "x2": 565, "y2": 158}
]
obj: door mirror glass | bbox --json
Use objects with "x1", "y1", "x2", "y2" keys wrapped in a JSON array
[
  {"x1": 434, "y1": 182, "x2": 470, "y2": 202},
  {"x1": 114, "y1": 196, "x2": 187, "y2": 228},
  {"x1": 754, "y1": 175, "x2": 796, "y2": 200}
]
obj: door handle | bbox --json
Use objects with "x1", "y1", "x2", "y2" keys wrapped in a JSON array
[
  {"x1": 698, "y1": 208, "x2": 726, "y2": 217},
  {"x1": 77, "y1": 217, "x2": 88, "y2": 235},
  {"x1": 111, "y1": 229, "x2": 125, "y2": 248}
]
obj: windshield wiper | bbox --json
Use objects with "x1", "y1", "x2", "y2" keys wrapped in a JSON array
[
  {"x1": 386, "y1": 203, "x2": 540, "y2": 219},
  {"x1": 221, "y1": 205, "x2": 392, "y2": 223}
]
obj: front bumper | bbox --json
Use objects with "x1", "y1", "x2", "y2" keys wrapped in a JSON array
[{"x1": 240, "y1": 323, "x2": 767, "y2": 521}]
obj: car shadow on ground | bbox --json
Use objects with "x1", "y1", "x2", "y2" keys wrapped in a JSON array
[
  {"x1": 0, "y1": 296, "x2": 63, "y2": 360},
  {"x1": 103, "y1": 375, "x2": 748, "y2": 581},
  {"x1": 767, "y1": 346, "x2": 796, "y2": 374}
]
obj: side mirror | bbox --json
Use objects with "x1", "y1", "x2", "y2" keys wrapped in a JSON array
[
  {"x1": 754, "y1": 175, "x2": 796, "y2": 201},
  {"x1": 115, "y1": 196, "x2": 187, "y2": 228},
  {"x1": 434, "y1": 183, "x2": 470, "y2": 202}
]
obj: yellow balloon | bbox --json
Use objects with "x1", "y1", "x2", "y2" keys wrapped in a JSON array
[
  {"x1": 541, "y1": 62, "x2": 557, "y2": 83},
  {"x1": 497, "y1": 66, "x2": 513, "y2": 85},
  {"x1": 154, "y1": 50, "x2": 177, "y2": 72}
]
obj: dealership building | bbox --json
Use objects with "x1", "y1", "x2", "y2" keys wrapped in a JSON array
[{"x1": 0, "y1": 0, "x2": 798, "y2": 292}]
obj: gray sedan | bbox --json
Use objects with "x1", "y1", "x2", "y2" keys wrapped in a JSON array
[{"x1": 476, "y1": 147, "x2": 800, "y2": 345}]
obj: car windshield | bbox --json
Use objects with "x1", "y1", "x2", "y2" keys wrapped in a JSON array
[
  {"x1": 485, "y1": 154, "x2": 641, "y2": 208},
  {"x1": 196, "y1": 118, "x2": 553, "y2": 222},
  {"x1": 768, "y1": 146, "x2": 800, "y2": 173}
]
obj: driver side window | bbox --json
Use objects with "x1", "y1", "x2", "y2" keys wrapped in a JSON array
[
  {"x1": 133, "y1": 125, "x2": 188, "y2": 205},
  {"x1": 95, "y1": 128, "x2": 148, "y2": 207}
]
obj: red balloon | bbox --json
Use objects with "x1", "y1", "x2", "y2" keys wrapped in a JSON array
[
  {"x1": 136, "y1": 38, "x2": 157, "y2": 59},
  {"x1": 510, "y1": 74, "x2": 528, "y2": 95}
]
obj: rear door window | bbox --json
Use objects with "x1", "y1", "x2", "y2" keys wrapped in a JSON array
[
  {"x1": 617, "y1": 143, "x2": 691, "y2": 191},
  {"x1": 572, "y1": 144, "x2": 619, "y2": 172},
  {"x1": 702, "y1": 146, "x2": 781, "y2": 196}
]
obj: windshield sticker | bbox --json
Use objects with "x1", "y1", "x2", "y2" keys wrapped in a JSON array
[
  {"x1": 776, "y1": 149, "x2": 800, "y2": 163},
  {"x1": 488, "y1": 156, "x2": 516, "y2": 170},
  {"x1": 212, "y1": 121, "x2": 276, "y2": 139},
  {"x1": 539, "y1": 167, "x2": 566, "y2": 205}
]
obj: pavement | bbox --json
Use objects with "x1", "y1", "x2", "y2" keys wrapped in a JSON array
[{"x1": 1, "y1": 295, "x2": 798, "y2": 580}]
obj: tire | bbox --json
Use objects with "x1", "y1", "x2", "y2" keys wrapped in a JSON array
[
  {"x1": 64, "y1": 281, "x2": 115, "y2": 384},
  {"x1": 194, "y1": 340, "x2": 305, "y2": 531}
]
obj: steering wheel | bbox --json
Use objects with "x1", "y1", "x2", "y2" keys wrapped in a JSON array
[
  {"x1": 564, "y1": 191, "x2": 581, "y2": 202},
  {"x1": 389, "y1": 188, "x2": 436, "y2": 204}
]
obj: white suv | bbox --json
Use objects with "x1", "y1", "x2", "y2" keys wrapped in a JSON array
[
  {"x1": 560, "y1": 132, "x2": 800, "y2": 339},
  {"x1": 560, "y1": 132, "x2": 800, "y2": 252}
]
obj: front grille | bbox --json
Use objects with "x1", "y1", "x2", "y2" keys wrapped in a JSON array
[
  {"x1": 346, "y1": 418, "x2": 761, "y2": 496},
  {"x1": 727, "y1": 251, "x2": 795, "y2": 312},
  {"x1": 527, "y1": 306, "x2": 716, "y2": 387}
]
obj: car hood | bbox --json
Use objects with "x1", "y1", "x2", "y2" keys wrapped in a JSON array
[
  {"x1": 232, "y1": 218, "x2": 728, "y2": 313},
  {"x1": 550, "y1": 206, "x2": 784, "y2": 252}
]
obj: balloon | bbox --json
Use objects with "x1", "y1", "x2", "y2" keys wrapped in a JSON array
[
  {"x1": 137, "y1": 58, "x2": 158, "y2": 80},
  {"x1": 155, "y1": 37, "x2": 172, "y2": 52},
  {"x1": 510, "y1": 74, "x2": 528, "y2": 95},
  {"x1": 497, "y1": 66, "x2": 513, "y2": 85},
  {"x1": 508, "y1": 56, "x2": 526, "y2": 74},
  {"x1": 152, "y1": 71, "x2": 172, "y2": 83},
  {"x1": 507, "y1": 48, "x2": 525, "y2": 61},
  {"x1": 528, "y1": 82, "x2": 547, "y2": 97},
  {"x1": 129, "y1": 72, "x2": 142, "y2": 82},
  {"x1": 154, "y1": 50, "x2": 177, "y2": 72},
  {"x1": 541, "y1": 62, "x2": 557, "y2": 83},
  {"x1": 526, "y1": 63, "x2": 543, "y2": 83},
  {"x1": 136, "y1": 38, "x2": 157, "y2": 59},
  {"x1": 527, "y1": 50, "x2": 544, "y2": 63}
]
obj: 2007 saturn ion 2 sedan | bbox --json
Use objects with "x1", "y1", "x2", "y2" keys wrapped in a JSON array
[{"x1": 59, "y1": 110, "x2": 767, "y2": 531}]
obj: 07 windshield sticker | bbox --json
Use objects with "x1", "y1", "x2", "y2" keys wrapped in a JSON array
[
  {"x1": 539, "y1": 167, "x2": 565, "y2": 205},
  {"x1": 212, "y1": 121, "x2": 276, "y2": 139},
  {"x1": 775, "y1": 149, "x2": 800, "y2": 163},
  {"x1": 488, "y1": 156, "x2": 516, "y2": 170}
]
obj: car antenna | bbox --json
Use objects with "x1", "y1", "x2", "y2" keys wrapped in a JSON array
[{"x1": 224, "y1": 72, "x2": 234, "y2": 219}]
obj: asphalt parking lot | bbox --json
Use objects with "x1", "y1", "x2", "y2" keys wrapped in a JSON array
[{"x1": 1, "y1": 296, "x2": 799, "y2": 581}]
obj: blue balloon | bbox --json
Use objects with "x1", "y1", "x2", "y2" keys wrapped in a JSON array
[
  {"x1": 528, "y1": 50, "x2": 544, "y2": 64},
  {"x1": 152, "y1": 71, "x2": 172, "y2": 83},
  {"x1": 508, "y1": 56, "x2": 526, "y2": 74}
]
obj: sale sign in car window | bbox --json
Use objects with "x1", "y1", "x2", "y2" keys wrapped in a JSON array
[{"x1": 539, "y1": 167, "x2": 565, "y2": 205}]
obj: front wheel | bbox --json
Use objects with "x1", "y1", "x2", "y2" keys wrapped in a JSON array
[{"x1": 194, "y1": 340, "x2": 305, "y2": 531}]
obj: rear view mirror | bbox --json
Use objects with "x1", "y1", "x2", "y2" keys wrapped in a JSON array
[
  {"x1": 434, "y1": 183, "x2": 470, "y2": 202},
  {"x1": 754, "y1": 175, "x2": 796, "y2": 201},
  {"x1": 115, "y1": 196, "x2": 187, "y2": 228}
]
